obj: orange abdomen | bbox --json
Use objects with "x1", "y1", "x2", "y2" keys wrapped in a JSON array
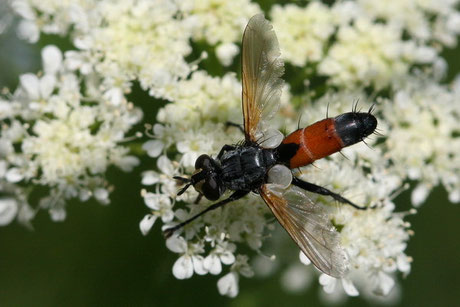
[{"x1": 282, "y1": 118, "x2": 344, "y2": 169}]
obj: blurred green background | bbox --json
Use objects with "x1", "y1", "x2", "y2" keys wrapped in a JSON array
[{"x1": 1, "y1": 10, "x2": 460, "y2": 307}]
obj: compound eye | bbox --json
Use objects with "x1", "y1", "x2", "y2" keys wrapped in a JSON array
[
  {"x1": 202, "y1": 177, "x2": 222, "y2": 201},
  {"x1": 195, "y1": 154, "x2": 212, "y2": 170}
]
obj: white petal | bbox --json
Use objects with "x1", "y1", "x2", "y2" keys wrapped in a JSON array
[
  {"x1": 64, "y1": 51, "x2": 83, "y2": 70},
  {"x1": 411, "y1": 184, "x2": 429, "y2": 207},
  {"x1": 11, "y1": 0, "x2": 35, "y2": 19},
  {"x1": 39, "y1": 74, "x2": 56, "y2": 98},
  {"x1": 166, "y1": 236, "x2": 187, "y2": 253},
  {"x1": 16, "y1": 20, "x2": 39, "y2": 43},
  {"x1": 142, "y1": 140, "x2": 164, "y2": 157},
  {"x1": 217, "y1": 272, "x2": 239, "y2": 298},
  {"x1": 49, "y1": 207, "x2": 66, "y2": 221},
  {"x1": 6, "y1": 168, "x2": 24, "y2": 183},
  {"x1": 172, "y1": 255, "x2": 194, "y2": 279},
  {"x1": 319, "y1": 274, "x2": 337, "y2": 294},
  {"x1": 94, "y1": 188, "x2": 109, "y2": 204},
  {"x1": 396, "y1": 255, "x2": 411, "y2": 273},
  {"x1": 79, "y1": 189, "x2": 91, "y2": 202},
  {"x1": 448, "y1": 190, "x2": 460, "y2": 203},
  {"x1": 19, "y1": 73, "x2": 40, "y2": 100},
  {"x1": 216, "y1": 43, "x2": 239, "y2": 66},
  {"x1": 299, "y1": 251, "x2": 311, "y2": 265},
  {"x1": 341, "y1": 278, "x2": 359, "y2": 296},
  {"x1": 0, "y1": 198, "x2": 18, "y2": 226},
  {"x1": 281, "y1": 264, "x2": 312, "y2": 293},
  {"x1": 204, "y1": 254, "x2": 222, "y2": 275},
  {"x1": 220, "y1": 251, "x2": 236, "y2": 265},
  {"x1": 161, "y1": 210, "x2": 174, "y2": 223},
  {"x1": 192, "y1": 255, "x2": 207, "y2": 275},
  {"x1": 140, "y1": 214, "x2": 157, "y2": 235},
  {"x1": 117, "y1": 156, "x2": 139, "y2": 172},
  {"x1": 373, "y1": 272, "x2": 395, "y2": 296},
  {"x1": 144, "y1": 193, "x2": 160, "y2": 210},
  {"x1": 42, "y1": 45, "x2": 62, "y2": 75},
  {"x1": 157, "y1": 155, "x2": 174, "y2": 175},
  {"x1": 141, "y1": 171, "x2": 159, "y2": 185},
  {"x1": 104, "y1": 88, "x2": 124, "y2": 106}
]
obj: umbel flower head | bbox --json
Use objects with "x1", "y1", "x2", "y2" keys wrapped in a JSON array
[
  {"x1": 0, "y1": 45, "x2": 141, "y2": 224},
  {"x1": 3, "y1": 0, "x2": 460, "y2": 304}
]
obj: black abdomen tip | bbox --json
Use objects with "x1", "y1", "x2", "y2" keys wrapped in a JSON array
[{"x1": 334, "y1": 112, "x2": 377, "y2": 147}]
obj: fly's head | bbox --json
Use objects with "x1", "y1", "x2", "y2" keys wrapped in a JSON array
[
  {"x1": 191, "y1": 154, "x2": 226, "y2": 201},
  {"x1": 174, "y1": 154, "x2": 226, "y2": 201}
]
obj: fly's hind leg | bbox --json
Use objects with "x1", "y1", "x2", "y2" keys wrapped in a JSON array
[{"x1": 291, "y1": 177, "x2": 369, "y2": 210}]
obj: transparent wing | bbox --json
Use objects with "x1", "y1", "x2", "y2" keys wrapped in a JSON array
[
  {"x1": 241, "y1": 14, "x2": 284, "y2": 142},
  {"x1": 260, "y1": 184, "x2": 349, "y2": 278}
]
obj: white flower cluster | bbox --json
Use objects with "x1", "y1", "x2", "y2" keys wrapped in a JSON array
[
  {"x1": 180, "y1": 0, "x2": 261, "y2": 45},
  {"x1": 318, "y1": 17, "x2": 429, "y2": 90},
  {"x1": 5, "y1": 0, "x2": 460, "y2": 303},
  {"x1": 0, "y1": 45, "x2": 141, "y2": 225},
  {"x1": 11, "y1": 0, "x2": 194, "y2": 100},
  {"x1": 357, "y1": 0, "x2": 460, "y2": 46},
  {"x1": 271, "y1": 1, "x2": 440, "y2": 90},
  {"x1": 271, "y1": 2, "x2": 335, "y2": 66},
  {"x1": 382, "y1": 77, "x2": 460, "y2": 205}
]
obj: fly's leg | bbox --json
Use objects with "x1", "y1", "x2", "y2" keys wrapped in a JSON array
[
  {"x1": 292, "y1": 177, "x2": 369, "y2": 210},
  {"x1": 217, "y1": 144, "x2": 237, "y2": 159},
  {"x1": 194, "y1": 193, "x2": 203, "y2": 204},
  {"x1": 163, "y1": 190, "x2": 249, "y2": 238},
  {"x1": 225, "y1": 121, "x2": 245, "y2": 134}
]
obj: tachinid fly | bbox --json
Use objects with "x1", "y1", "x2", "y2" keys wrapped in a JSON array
[{"x1": 165, "y1": 14, "x2": 377, "y2": 278}]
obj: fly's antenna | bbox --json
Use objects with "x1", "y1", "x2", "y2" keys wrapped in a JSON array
[
  {"x1": 173, "y1": 176, "x2": 190, "y2": 183},
  {"x1": 326, "y1": 102, "x2": 330, "y2": 118},
  {"x1": 173, "y1": 176, "x2": 192, "y2": 196},
  {"x1": 177, "y1": 183, "x2": 192, "y2": 196}
]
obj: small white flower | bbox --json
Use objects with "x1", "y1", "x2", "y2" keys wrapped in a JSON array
[
  {"x1": 299, "y1": 251, "x2": 311, "y2": 266},
  {"x1": 370, "y1": 271, "x2": 395, "y2": 296},
  {"x1": 411, "y1": 184, "x2": 430, "y2": 207},
  {"x1": 41, "y1": 45, "x2": 63, "y2": 75},
  {"x1": 0, "y1": 198, "x2": 18, "y2": 226},
  {"x1": 215, "y1": 43, "x2": 239, "y2": 66},
  {"x1": 94, "y1": 188, "x2": 109, "y2": 205},
  {"x1": 217, "y1": 272, "x2": 239, "y2": 298},
  {"x1": 166, "y1": 236, "x2": 207, "y2": 279},
  {"x1": 281, "y1": 263, "x2": 313, "y2": 293},
  {"x1": 16, "y1": 19, "x2": 39, "y2": 43},
  {"x1": 142, "y1": 140, "x2": 164, "y2": 158},
  {"x1": 203, "y1": 241, "x2": 236, "y2": 275},
  {"x1": 141, "y1": 171, "x2": 159, "y2": 186},
  {"x1": 140, "y1": 214, "x2": 158, "y2": 236},
  {"x1": 5, "y1": 168, "x2": 23, "y2": 183}
]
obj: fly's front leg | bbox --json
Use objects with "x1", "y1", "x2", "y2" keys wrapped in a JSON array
[
  {"x1": 292, "y1": 177, "x2": 369, "y2": 210},
  {"x1": 163, "y1": 190, "x2": 249, "y2": 238},
  {"x1": 217, "y1": 144, "x2": 237, "y2": 160}
]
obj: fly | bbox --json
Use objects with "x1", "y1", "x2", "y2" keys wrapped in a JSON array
[{"x1": 164, "y1": 14, "x2": 377, "y2": 278}]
